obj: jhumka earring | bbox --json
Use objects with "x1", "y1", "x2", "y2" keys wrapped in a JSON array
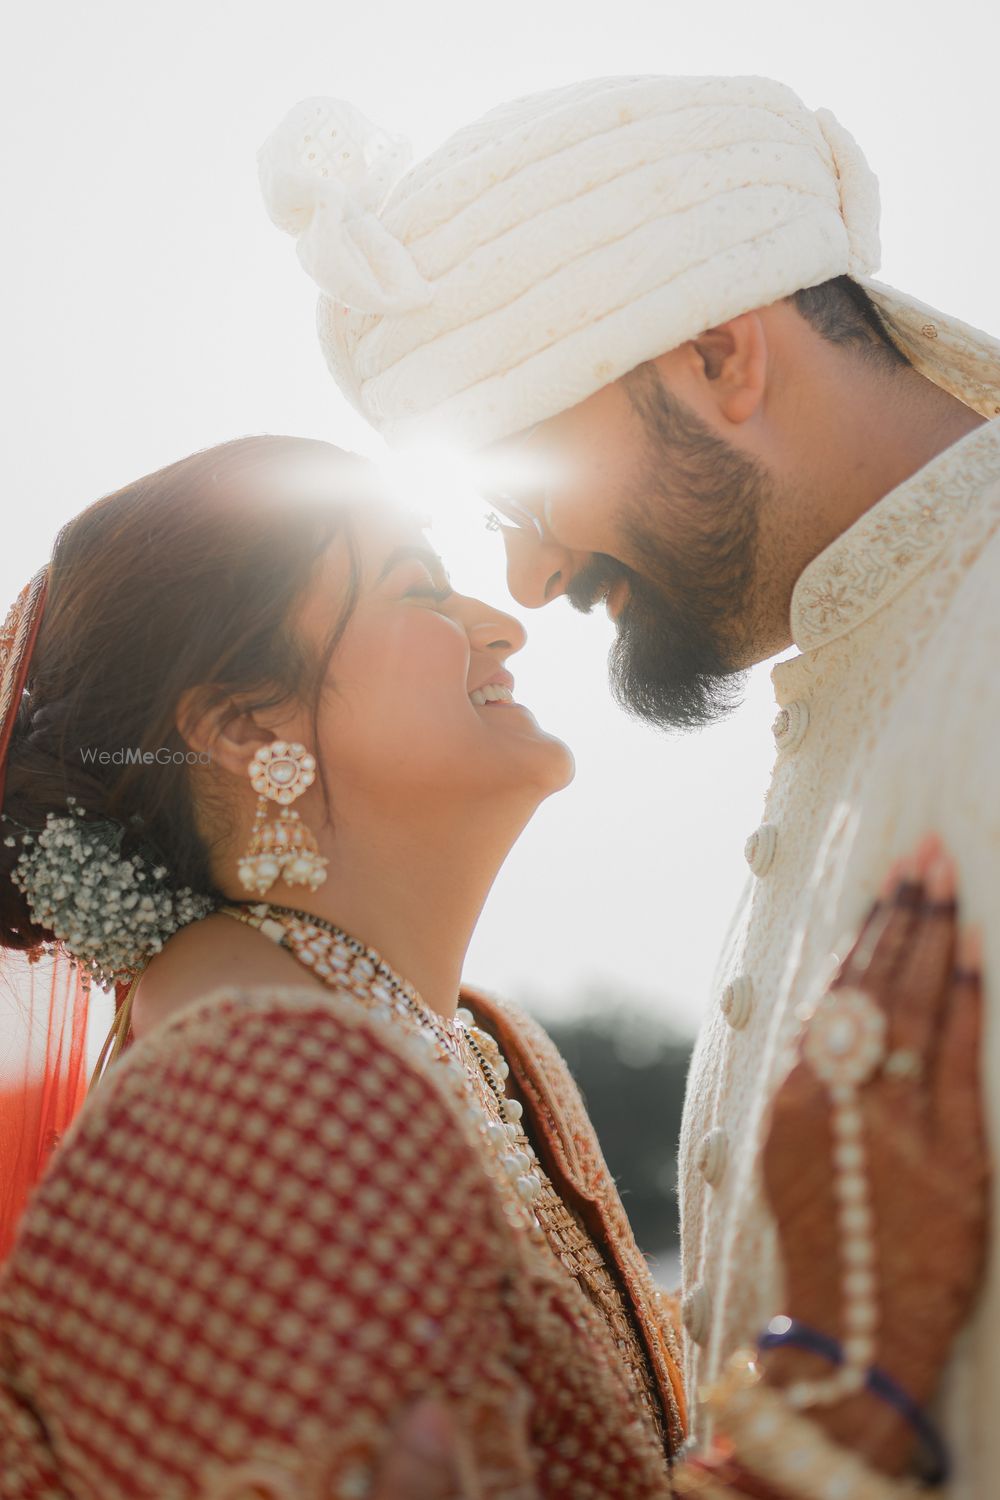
[{"x1": 237, "y1": 741, "x2": 328, "y2": 895}]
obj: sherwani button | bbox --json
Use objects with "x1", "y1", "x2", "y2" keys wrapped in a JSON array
[
  {"x1": 681, "y1": 1283, "x2": 710, "y2": 1345},
  {"x1": 771, "y1": 699, "x2": 809, "y2": 754},
  {"x1": 720, "y1": 976, "x2": 755, "y2": 1030},
  {"x1": 744, "y1": 822, "x2": 778, "y2": 876},
  {"x1": 697, "y1": 1127, "x2": 728, "y2": 1187}
]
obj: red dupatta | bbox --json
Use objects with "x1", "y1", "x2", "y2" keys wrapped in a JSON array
[{"x1": 0, "y1": 571, "x2": 92, "y2": 1264}]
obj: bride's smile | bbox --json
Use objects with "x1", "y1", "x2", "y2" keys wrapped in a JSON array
[
  {"x1": 79, "y1": 437, "x2": 576, "y2": 1037},
  {"x1": 296, "y1": 502, "x2": 575, "y2": 805}
]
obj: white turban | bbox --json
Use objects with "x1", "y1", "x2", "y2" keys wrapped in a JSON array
[{"x1": 259, "y1": 77, "x2": 1000, "y2": 451}]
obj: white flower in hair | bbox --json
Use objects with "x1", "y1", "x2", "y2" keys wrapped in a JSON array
[
  {"x1": 258, "y1": 96, "x2": 431, "y2": 315},
  {"x1": 7, "y1": 801, "x2": 214, "y2": 987}
]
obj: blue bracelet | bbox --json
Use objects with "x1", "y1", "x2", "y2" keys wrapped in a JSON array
[{"x1": 757, "y1": 1317, "x2": 949, "y2": 1487}]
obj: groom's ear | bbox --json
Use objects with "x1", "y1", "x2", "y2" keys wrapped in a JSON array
[
  {"x1": 688, "y1": 312, "x2": 768, "y2": 425},
  {"x1": 649, "y1": 312, "x2": 768, "y2": 428}
]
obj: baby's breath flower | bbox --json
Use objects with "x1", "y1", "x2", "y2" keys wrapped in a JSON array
[{"x1": 6, "y1": 811, "x2": 214, "y2": 987}]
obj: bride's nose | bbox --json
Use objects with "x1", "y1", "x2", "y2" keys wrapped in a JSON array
[{"x1": 465, "y1": 603, "x2": 527, "y2": 659}]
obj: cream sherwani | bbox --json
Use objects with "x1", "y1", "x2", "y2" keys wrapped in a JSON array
[
  {"x1": 259, "y1": 67, "x2": 1000, "y2": 1497},
  {"x1": 679, "y1": 417, "x2": 1000, "y2": 1498}
]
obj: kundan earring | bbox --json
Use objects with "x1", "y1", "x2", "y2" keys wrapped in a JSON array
[{"x1": 237, "y1": 740, "x2": 328, "y2": 895}]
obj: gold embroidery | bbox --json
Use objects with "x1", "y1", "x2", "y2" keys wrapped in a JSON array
[
  {"x1": 471, "y1": 989, "x2": 686, "y2": 1448},
  {"x1": 0, "y1": 569, "x2": 47, "y2": 736},
  {"x1": 791, "y1": 421, "x2": 1000, "y2": 651},
  {"x1": 218, "y1": 904, "x2": 677, "y2": 1457}
]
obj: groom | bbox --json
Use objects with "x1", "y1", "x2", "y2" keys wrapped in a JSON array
[{"x1": 261, "y1": 76, "x2": 1000, "y2": 1491}]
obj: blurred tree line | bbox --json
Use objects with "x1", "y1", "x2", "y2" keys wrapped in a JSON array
[{"x1": 531, "y1": 990, "x2": 693, "y2": 1260}]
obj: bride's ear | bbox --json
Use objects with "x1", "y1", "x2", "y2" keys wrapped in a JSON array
[{"x1": 175, "y1": 686, "x2": 274, "y2": 779}]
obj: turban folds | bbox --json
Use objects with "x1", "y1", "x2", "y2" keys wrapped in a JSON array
[{"x1": 259, "y1": 76, "x2": 1000, "y2": 451}]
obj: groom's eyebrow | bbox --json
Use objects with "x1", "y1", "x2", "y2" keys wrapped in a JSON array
[{"x1": 377, "y1": 544, "x2": 450, "y2": 583}]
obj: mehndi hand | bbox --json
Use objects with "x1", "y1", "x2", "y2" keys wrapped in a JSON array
[{"x1": 761, "y1": 835, "x2": 989, "y2": 1474}]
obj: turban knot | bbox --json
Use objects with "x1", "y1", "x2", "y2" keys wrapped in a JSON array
[{"x1": 257, "y1": 97, "x2": 432, "y2": 315}]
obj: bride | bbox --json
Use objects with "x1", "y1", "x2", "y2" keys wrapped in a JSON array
[{"x1": 0, "y1": 434, "x2": 987, "y2": 1497}]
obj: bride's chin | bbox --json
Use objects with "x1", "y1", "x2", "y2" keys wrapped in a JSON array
[
  {"x1": 517, "y1": 732, "x2": 576, "y2": 795},
  {"x1": 548, "y1": 739, "x2": 576, "y2": 790}
]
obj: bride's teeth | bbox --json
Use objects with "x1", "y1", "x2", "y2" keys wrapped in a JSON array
[{"x1": 469, "y1": 683, "x2": 515, "y2": 706}]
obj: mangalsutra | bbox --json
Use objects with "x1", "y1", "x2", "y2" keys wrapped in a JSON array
[
  {"x1": 217, "y1": 899, "x2": 669, "y2": 1449},
  {"x1": 219, "y1": 902, "x2": 543, "y2": 1207}
]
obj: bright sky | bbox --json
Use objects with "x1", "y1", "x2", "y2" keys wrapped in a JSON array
[{"x1": 2, "y1": 0, "x2": 998, "y2": 1056}]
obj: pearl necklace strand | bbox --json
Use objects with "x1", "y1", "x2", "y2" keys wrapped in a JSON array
[
  {"x1": 456, "y1": 1004, "x2": 543, "y2": 1205},
  {"x1": 217, "y1": 900, "x2": 673, "y2": 1452},
  {"x1": 219, "y1": 903, "x2": 544, "y2": 1209}
]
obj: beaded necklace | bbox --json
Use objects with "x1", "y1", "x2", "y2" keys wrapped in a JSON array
[
  {"x1": 217, "y1": 902, "x2": 544, "y2": 1208},
  {"x1": 217, "y1": 900, "x2": 670, "y2": 1452}
]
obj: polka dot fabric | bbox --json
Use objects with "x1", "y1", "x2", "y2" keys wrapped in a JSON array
[{"x1": 0, "y1": 987, "x2": 674, "y2": 1498}]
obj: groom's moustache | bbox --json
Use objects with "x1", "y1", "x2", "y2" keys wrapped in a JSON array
[{"x1": 566, "y1": 555, "x2": 636, "y2": 615}]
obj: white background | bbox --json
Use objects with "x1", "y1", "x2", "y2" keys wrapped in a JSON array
[{"x1": 1, "y1": 0, "x2": 997, "y2": 1056}]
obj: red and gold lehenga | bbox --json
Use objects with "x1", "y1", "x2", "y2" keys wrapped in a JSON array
[{"x1": 0, "y1": 901, "x2": 688, "y2": 1499}]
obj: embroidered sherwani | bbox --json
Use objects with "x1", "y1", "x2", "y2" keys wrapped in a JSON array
[
  {"x1": 679, "y1": 417, "x2": 1000, "y2": 1498},
  {"x1": 0, "y1": 980, "x2": 684, "y2": 1499}
]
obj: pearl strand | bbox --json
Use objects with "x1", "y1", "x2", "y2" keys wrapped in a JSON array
[
  {"x1": 788, "y1": 986, "x2": 885, "y2": 1408},
  {"x1": 226, "y1": 904, "x2": 544, "y2": 1210},
  {"x1": 457, "y1": 1007, "x2": 543, "y2": 1204}
]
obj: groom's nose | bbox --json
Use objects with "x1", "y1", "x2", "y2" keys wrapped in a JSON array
[{"x1": 502, "y1": 526, "x2": 582, "y2": 609}]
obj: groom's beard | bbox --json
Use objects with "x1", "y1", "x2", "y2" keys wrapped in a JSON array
[{"x1": 567, "y1": 375, "x2": 768, "y2": 732}]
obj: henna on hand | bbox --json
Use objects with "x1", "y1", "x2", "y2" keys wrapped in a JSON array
[{"x1": 761, "y1": 836, "x2": 990, "y2": 1477}]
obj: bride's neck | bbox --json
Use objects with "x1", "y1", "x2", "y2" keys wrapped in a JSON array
[{"x1": 237, "y1": 805, "x2": 525, "y2": 1020}]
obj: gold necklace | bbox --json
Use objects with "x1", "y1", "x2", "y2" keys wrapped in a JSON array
[
  {"x1": 218, "y1": 902, "x2": 545, "y2": 1210},
  {"x1": 218, "y1": 901, "x2": 671, "y2": 1453}
]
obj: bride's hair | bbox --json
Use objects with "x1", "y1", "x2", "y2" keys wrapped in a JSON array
[{"x1": 0, "y1": 434, "x2": 366, "y2": 951}]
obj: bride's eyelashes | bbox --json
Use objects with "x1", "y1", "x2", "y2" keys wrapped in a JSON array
[
  {"x1": 400, "y1": 562, "x2": 453, "y2": 607},
  {"x1": 405, "y1": 583, "x2": 454, "y2": 605}
]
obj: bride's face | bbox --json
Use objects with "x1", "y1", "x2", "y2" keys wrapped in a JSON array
[{"x1": 292, "y1": 501, "x2": 574, "y2": 823}]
